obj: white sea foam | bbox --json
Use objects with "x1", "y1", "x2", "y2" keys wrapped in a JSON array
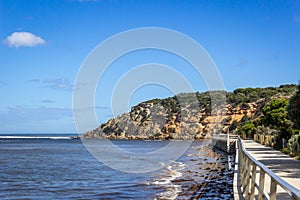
[
  {"x1": 155, "y1": 185, "x2": 181, "y2": 200},
  {"x1": 151, "y1": 161, "x2": 185, "y2": 200},
  {"x1": 152, "y1": 179, "x2": 171, "y2": 185}
]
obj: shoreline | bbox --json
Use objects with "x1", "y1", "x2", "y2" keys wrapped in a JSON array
[{"x1": 174, "y1": 145, "x2": 235, "y2": 199}]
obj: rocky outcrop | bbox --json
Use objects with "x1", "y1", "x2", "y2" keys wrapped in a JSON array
[
  {"x1": 84, "y1": 98, "x2": 261, "y2": 140},
  {"x1": 83, "y1": 85, "x2": 297, "y2": 140}
]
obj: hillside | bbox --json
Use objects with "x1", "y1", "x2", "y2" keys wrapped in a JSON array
[{"x1": 84, "y1": 84, "x2": 297, "y2": 140}]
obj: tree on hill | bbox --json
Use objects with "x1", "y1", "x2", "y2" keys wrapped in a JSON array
[
  {"x1": 287, "y1": 83, "x2": 300, "y2": 129},
  {"x1": 237, "y1": 121, "x2": 255, "y2": 138},
  {"x1": 261, "y1": 98, "x2": 293, "y2": 139},
  {"x1": 262, "y1": 99, "x2": 289, "y2": 127}
]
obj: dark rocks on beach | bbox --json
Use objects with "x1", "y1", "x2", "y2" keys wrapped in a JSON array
[
  {"x1": 174, "y1": 146, "x2": 235, "y2": 200},
  {"x1": 70, "y1": 136, "x2": 81, "y2": 139}
]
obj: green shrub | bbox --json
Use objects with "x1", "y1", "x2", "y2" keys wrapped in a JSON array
[
  {"x1": 237, "y1": 121, "x2": 255, "y2": 138},
  {"x1": 280, "y1": 148, "x2": 289, "y2": 154},
  {"x1": 287, "y1": 84, "x2": 300, "y2": 129},
  {"x1": 288, "y1": 134, "x2": 300, "y2": 156}
]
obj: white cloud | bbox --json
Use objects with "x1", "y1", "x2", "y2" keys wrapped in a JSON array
[{"x1": 4, "y1": 32, "x2": 46, "y2": 48}]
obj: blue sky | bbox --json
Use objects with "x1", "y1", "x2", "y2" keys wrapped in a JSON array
[{"x1": 0, "y1": 0, "x2": 299, "y2": 134}]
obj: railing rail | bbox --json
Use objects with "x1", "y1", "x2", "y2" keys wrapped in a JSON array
[
  {"x1": 236, "y1": 137, "x2": 300, "y2": 200},
  {"x1": 213, "y1": 133, "x2": 238, "y2": 153}
]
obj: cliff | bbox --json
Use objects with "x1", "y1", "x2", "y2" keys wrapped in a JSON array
[{"x1": 84, "y1": 84, "x2": 297, "y2": 140}]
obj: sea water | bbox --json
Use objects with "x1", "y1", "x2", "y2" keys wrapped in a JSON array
[{"x1": 0, "y1": 134, "x2": 234, "y2": 199}]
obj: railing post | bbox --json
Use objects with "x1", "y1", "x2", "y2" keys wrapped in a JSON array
[
  {"x1": 238, "y1": 141, "x2": 243, "y2": 176},
  {"x1": 238, "y1": 141, "x2": 244, "y2": 191},
  {"x1": 244, "y1": 158, "x2": 251, "y2": 199},
  {"x1": 270, "y1": 178, "x2": 277, "y2": 200},
  {"x1": 241, "y1": 154, "x2": 247, "y2": 193},
  {"x1": 291, "y1": 192, "x2": 300, "y2": 200},
  {"x1": 241, "y1": 151, "x2": 248, "y2": 195},
  {"x1": 227, "y1": 132, "x2": 230, "y2": 152},
  {"x1": 258, "y1": 169, "x2": 265, "y2": 200},
  {"x1": 250, "y1": 163, "x2": 257, "y2": 200}
]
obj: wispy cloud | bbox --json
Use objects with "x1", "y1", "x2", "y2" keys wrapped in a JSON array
[
  {"x1": 235, "y1": 58, "x2": 248, "y2": 67},
  {"x1": 43, "y1": 78, "x2": 73, "y2": 91},
  {"x1": 24, "y1": 16, "x2": 34, "y2": 20},
  {"x1": 72, "y1": 106, "x2": 109, "y2": 112},
  {"x1": 4, "y1": 32, "x2": 46, "y2": 48},
  {"x1": 261, "y1": 51, "x2": 280, "y2": 61},
  {"x1": 40, "y1": 99, "x2": 56, "y2": 103},
  {"x1": 28, "y1": 79, "x2": 41, "y2": 82},
  {"x1": 294, "y1": 16, "x2": 300, "y2": 23},
  {"x1": 263, "y1": 16, "x2": 272, "y2": 21},
  {"x1": 95, "y1": 106, "x2": 109, "y2": 109},
  {"x1": 28, "y1": 78, "x2": 73, "y2": 91},
  {"x1": 0, "y1": 106, "x2": 72, "y2": 123},
  {"x1": 0, "y1": 81, "x2": 8, "y2": 86},
  {"x1": 78, "y1": 0, "x2": 100, "y2": 2}
]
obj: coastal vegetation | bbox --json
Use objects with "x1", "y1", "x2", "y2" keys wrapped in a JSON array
[
  {"x1": 84, "y1": 84, "x2": 300, "y2": 157},
  {"x1": 239, "y1": 84, "x2": 300, "y2": 157}
]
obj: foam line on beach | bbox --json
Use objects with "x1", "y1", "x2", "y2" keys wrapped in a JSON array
[{"x1": 0, "y1": 136, "x2": 71, "y2": 139}]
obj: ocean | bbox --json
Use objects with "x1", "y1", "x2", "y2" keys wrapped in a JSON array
[{"x1": 0, "y1": 134, "x2": 234, "y2": 199}]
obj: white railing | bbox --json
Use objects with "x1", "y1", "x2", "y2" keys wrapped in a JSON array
[
  {"x1": 236, "y1": 137, "x2": 300, "y2": 200},
  {"x1": 213, "y1": 133, "x2": 238, "y2": 153}
]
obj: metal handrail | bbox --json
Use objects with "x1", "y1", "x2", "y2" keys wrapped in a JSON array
[
  {"x1": 237, "y1": 137, "x2": 300, "y2": 199},
  {"x1": 212, "y1": 133, "x2": 238, "y2": 139},
  {"x1": 212, "y1": 133, "x2": 238, "y2": 154}
]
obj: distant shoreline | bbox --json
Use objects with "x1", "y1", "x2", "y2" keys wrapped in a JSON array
[{"x1": 0, "y1": 133, "x2": 81, "y2": 140}]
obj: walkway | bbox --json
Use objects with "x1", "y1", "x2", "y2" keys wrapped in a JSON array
[{"x1": 242, "y1": 139, "x2": 300, "y2": 199}]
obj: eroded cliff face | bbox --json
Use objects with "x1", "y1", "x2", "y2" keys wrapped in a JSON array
[
  {"x1": 84, "y1": 85, "x2": 296, "y2": 140},
  {"x1": 84, "y1": 98, "x2": 262, "y2": 140}
]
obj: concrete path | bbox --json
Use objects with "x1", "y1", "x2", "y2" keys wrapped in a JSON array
[{"x1": 242, "y1": 140, "x2": 300, "y2": 199}]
